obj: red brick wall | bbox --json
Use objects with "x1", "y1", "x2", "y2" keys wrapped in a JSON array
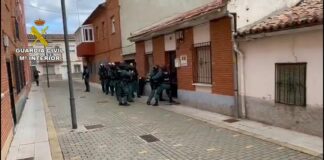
[
  {"x1": 135, "y1": 41, "x2": 146, "y2": 77},
  {"x1": 1, "y1": 35, "x2": 13, "y2": 151},
  {"x1": 1, "y1": 0, "x2": 31, "y2": 155},
  {"x1": 152, "y1": 36, "x2": 166, "y2": 67},
  {"x1": 77, "y1": 43, "x2": 95, "y2": 57},
  {"x1": 210, "y1": 17, "x2": 234, "y2": 96},
  {"x1": 176, "y1": 28, "x2": 195, "y2": 91},
  {"x1": 85, "y1": 0, "x2": 123, "y2": 82}
]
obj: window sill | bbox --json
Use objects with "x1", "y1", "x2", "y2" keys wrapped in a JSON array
[{"x1": 192, "y1": 83, "x2": 212, "y2": 87}]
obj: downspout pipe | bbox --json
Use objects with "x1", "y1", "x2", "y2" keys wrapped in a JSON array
[{"x1": 227, "y1": 12, "x2": 247, "y2": 119}]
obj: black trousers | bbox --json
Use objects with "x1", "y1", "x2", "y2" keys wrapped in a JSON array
[
  {"x1": 35, "y1": 78, "x2": 39, "y2": 86},
  {"x1": 101, "y1": 79, "x2": 105, "y2": 92},
  {"x1": 84, "y1": 79, "x2": 90, "y2": 91}
]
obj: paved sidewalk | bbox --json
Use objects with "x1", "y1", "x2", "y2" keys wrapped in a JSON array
[
  {"x1": 84, "y1": 79, "x2": 323, "y2": 157},
  {"x1": 6, "y1": 85, "x2": 52, "y2": 160},
  {"x1": 44, "y1": 80, "x2": 321, "y2": 160}
]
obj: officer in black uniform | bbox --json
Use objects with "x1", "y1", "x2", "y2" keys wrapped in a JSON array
[
  {"x1": 147, "y1": 65, "x2": 162, "y2": 105},
  {"x1": 82, "y1": 66, "x2": 90, "y2": 92},
  {"x1": 108, "y1": 63, "x2": 117, "y2": 96},
  {"x1": 104, "y1": 63, "x2": 111, "y2": 95},
  {"x1": 129, "y1": 63, "x2": 140, "y2": 98},
  {"x1": 154, "y1": 65, "x2": 178, "y2": 106},
  {"x1": 116, "y1": 63, "x2": 131, "y2": 106},
  {"x1": 98, "y1": 64, "x2": 107, "y2": 93},
  {"x1": 126, "y1": 64, "x2": 135, "y2": 103}
]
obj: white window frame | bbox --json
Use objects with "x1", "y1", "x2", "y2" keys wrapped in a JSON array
[{"x1": 82, "y1": 25, "x2": 94, "y2": 42}]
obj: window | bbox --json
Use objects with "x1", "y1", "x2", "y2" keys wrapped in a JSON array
[
  {"x1": 89, "y1": 28, "x2": 93, "y2": 40},
  {"x1": 145, "y1": 54, "x2": 154, "y2": 75},
  {"x1": 74, "y1": 64, "x2": 81, "y2": 73},
  {"x1": 102, "y1": 21, "x2": 105, "y2": 39},
  {"x1": 13, "y1": 55, "x2": 26, "y2": 93},
  {"x1": 44, "y1": 65, "x2": 55, "y2": 75},
  {"x1": 95, "y1": 26, "x2": 99, "y2": 40},
  {"x1": 275, "y1": 63, "x2": 306, "y2": 106},
  {"x1": 82, "y1": 27, "x2": 94, "y2": 42},
  {"x1": 111, "y1": 16, "x2": 116, "y2": 34},
  {"x1": 193, "y1": 42, "x2": 212, "y2": 84},
  {"x1": 15, "y1": 19, "x2": 20, "y2": 40}
]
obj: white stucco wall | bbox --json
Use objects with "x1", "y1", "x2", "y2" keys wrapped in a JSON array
[
  {"x1": 193, "y1": 22, "x2": 210, "y2": 44},
  {"x1": 28, "y1": 39, "x2": 83, "y2": 79},
  {"x1": 164, "y1": 33, "x2": 176, "y2": 51},
  {"x1": 119, "y1": 0, "x2": 215, "y2": 55},
  {"x1": 227, "y1": 0, "x2": 301, "y2": 29},
  {"x1": 239, "y1": 29, "x2": 323, "y2": 106}
]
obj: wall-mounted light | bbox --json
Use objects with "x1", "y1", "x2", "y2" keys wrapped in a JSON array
[{"x1": 3, "y1": 34, "x2": 9, "y2": 47}]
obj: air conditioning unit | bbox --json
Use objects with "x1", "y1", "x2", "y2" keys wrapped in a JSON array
[{"x1": 3, "y1": 34, "x2": 9, "y2": 47}]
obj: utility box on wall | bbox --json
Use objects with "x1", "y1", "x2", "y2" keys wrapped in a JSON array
[
  {"x1": 175, "y1": 58, "x2": 180, "y2": 68},
  {"x1": 180, "y1": 55, "x2": 188, "y2": 66}
]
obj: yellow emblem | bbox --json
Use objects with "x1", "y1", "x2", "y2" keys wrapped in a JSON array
[{"x1": 31, "y1": 19, "x2": 48, "y2": 47}]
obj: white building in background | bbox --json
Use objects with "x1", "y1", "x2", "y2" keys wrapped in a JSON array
[{"x1": 28, "y1": 34, "x2": 83, "y2": 80}]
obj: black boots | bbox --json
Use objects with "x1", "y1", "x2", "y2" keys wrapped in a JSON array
[{"x1": 153, "y1": 101, "x2": 159, "y2": 106}]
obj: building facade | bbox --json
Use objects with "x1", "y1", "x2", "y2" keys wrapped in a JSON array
[
  {"x1": 236, "y1": 0, "x2": 323, "y2": 137},
  {"x1": 130, "y1": 0, "x2": 237, "y2": 116},
  {"x1": 28, "y1": 34, "x2": 83, "y2": 81},
  {"x1": 131, "y1": 0, "x2": 323, "y2": 137},
  {"x1": 1, "y1": 0, "x2": 32, "y2": 159},
  {"x1": 75, "y1": 0, "x2": 216, "y2": 83}
]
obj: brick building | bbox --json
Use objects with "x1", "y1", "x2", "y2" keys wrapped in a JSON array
[
  {"x1": 75, "y1": 0, "x2": 216, "y2": 83},
  {"x1": 130, "y1": 0, "x2": 323, "y2": 137},
  {"x1": 129, "y1": 0, "x2": 239, "y2": 116},
  {"x1": 1, "y1": 0, "x2": 32, "y2": 159}
]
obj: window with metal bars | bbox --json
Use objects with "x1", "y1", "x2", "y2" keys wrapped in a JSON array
[
  {"x1": 193, "y1": 42, "x2": 212, "y2": 84},
  {"x1": 15, "y1": 19, "x2": 20, "y2": 40},
  {"x1": 13, "y1": 55, "x2": 26, "y2": 93},
  {"x1": 275, "y1": 63, "x2": 306, "y2": 106}
]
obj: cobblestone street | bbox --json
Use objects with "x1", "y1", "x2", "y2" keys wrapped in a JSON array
[{"x1": 43, "y1": 81, "x2": 321, "y2": 160}]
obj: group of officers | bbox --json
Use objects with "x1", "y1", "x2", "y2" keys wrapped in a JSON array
[{"x1": 82, "y1": 62, "x2": 178, "y2": 106}]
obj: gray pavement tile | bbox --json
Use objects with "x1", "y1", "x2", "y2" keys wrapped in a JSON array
[{"x1": 42, "y1": 81, "x2": 322, "y2": 160}]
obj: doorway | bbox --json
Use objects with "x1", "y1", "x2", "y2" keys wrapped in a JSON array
[
  {"x1": 165, "y1": 51, "x2": 178, "y2": 98},
  {"x1": 6, "y1": 61, "x2": 17, "y2": 125}
]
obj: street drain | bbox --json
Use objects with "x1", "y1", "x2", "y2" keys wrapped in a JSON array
[
  {"x1": 223, "y1": 118, "x2": 239, "y2": 123},
  {"x1": 31, "y1": 90, "x2": 37, "y2": 92},
  {"x1": 17, "y1": 157, "x2": 34, "y2": 160},
  {"x1": 84, "y1": 124, "x2": 104, "y2": 130},
  {"x1": 80, "y1": 96, "x2": 86, "y2": 98},
  {"x1": 48, "y1": 105, "x2": 56, "y2": 108},
  {"x1": 140, "y1": 134, "x2": 160, "y2": 143},
  {"x1": 97, "y1": 100, "x2": 109, "y2": 103}
]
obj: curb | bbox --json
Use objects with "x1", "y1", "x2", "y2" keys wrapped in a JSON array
[
  {"x1": 170, "y1": 110, "x2": 322, "y2": 157},
  {"x1": 42, "y1": 89, "x2": 64, "y2": 160}
]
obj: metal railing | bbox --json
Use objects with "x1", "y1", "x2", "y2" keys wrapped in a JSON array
[
  {"x1": 193, "y1": 42, "x2": 212, "y2": 84},
  {"x1": 275, "y1": 63, "x2": 306, "y2": 106}
]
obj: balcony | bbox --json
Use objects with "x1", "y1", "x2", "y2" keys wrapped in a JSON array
[
  {"x1": 75, "y1": 25, "x2": 95, "y2": 57},
  {"x1": 77, "y1": 42, "x2": 95, "y2": 57}
]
